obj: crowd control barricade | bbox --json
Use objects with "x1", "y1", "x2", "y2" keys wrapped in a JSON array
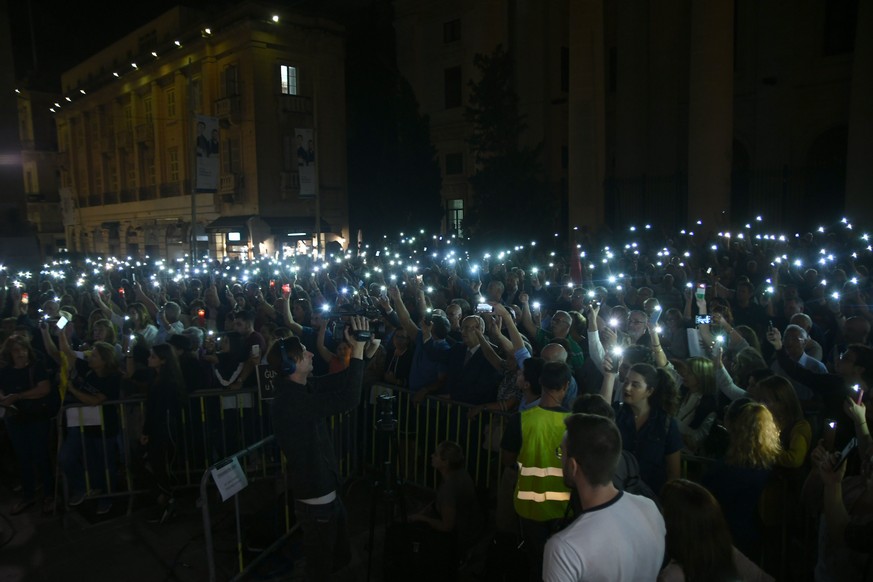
[
  {"x1": 53, "y1": 385, "x2": 297, "y2": 521},
  {"x1": 364, "y1": 385, "x2": 513, "y2": 492},
  {"x1": 198, "y1": 406, "x2": 359, "y2": 582}
]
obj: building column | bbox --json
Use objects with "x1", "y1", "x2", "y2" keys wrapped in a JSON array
[
  {"x1": 567, "y1": 0, "x2": 606, "y2": 231},
  {"x1": 687, "y1": 0, "x2": 734, "y2": 230},
  {"x1": 845, "y1": 0, "x2": 873, "y2": 219}
]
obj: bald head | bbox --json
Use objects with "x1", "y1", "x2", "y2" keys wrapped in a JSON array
[{"x1": 541, "y1": 343, "x2": 568, "y2": 364}]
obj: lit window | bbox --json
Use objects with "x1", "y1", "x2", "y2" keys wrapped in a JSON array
[{"x1": 280, "y1": 65, "x2": 298, "y2": 95}]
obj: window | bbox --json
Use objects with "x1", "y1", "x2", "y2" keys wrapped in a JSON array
[
  {"x1": 444, "y1": 66, "x2": 462, "y2": 109},
  {"x1": 143, "y1": 97, "x2": 153, "y2": 124},
  {"x1": 222, "y1": 64, "x2": 239, "y2": 98},
  {"x1": 443, "y1": 19, "x2": 461, "y2": 43},
  {"x1": 560, "y1": 47, "x2": 569, "y2": 92},
  {"x1": 445, "y1": 153, "x2": 463, "y2": 175},
  {"x1": 191, "y1": 75, "x2": 202, "y2": 113},
  {"x1": 280, "y1": 65, "x2": 298, "y2": 95},
  {"x1": 447, "y1": 199, "x2": 464, "y2": 236},
  {"x1": 166, "y1": 88, "x2": 176, "y2": 118},
  {"x1": 224, "y1": 138, "x2": 241, "y2": 173},
  {"x1": 168, "y1": 147, "x2": 180, "y2": 182}
]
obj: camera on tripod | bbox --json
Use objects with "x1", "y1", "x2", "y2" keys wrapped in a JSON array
[{"x1": 375, "y1": 392, "x2": 397, "y2": 431}]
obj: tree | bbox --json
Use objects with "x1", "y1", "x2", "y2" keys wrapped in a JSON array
[{"x1": 464, "y1": 45, "x2": 553, "y2": 240}]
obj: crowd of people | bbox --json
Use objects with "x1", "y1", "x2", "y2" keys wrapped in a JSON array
[{"x1": 1, "y1": 216, "x2": 872, "y2": 580}]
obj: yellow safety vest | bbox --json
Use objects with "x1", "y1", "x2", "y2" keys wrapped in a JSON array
[{"x1": 513, "y1": 407, "x2": 571, "y2": 521}]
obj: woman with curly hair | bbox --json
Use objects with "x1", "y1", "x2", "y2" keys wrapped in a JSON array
[
  {"x1": 601, "y1": 359, "x2": 682, "y2": 494},
  {"x1": 702, "y1": 400, "x2": 782, "y2": 559},
  {"x1": 659, "y1": 479, "x2": 773, "y2": 582}
]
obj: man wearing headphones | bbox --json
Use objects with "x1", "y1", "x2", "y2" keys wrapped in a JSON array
[{"x1": 268, "y1": 316, "x2": 369, "y2": 580}]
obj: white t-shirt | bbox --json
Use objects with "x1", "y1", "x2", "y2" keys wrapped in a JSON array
[{"x1": 543, "y1": 491, "x2": 665, "y2": 582}]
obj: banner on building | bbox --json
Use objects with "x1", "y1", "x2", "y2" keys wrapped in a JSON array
[
  {"x1": 195, "y1": 115, "x2": 220, "y2": 191},
  {"x1": 295, "y1": 128, "x2": 316, "y2": 199}
]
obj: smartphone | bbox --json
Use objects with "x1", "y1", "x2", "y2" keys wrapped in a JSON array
[
  {"x1": 282, "y1": 283, "x2": 291, "y2": 297},
  {"x1": 834, "y1": 437, "x2": 858, "y2": 470},
  {"x1": 477, "y1": 303, "x2": 493, "y2": 313},
  {"x1": 198, "y1": 308, "x2": 206, "y2": 319},
  {"x1": 604, "y1": 346, "x2": 623, "y2": 373},
  {"x1": 695, "y1": 284, "x2": 706, "y2": 301},
  {"x1": 768, "y1": 320, "x2": 774, "y2": 333},
  {"x1": 823, "y1": 419, "x2": 837, "y2": 452},
  {"x1": 852, "y1": 384, "x2": 865, "y2": 406},
  {"x1": 695, "y1": 314, "x2": 711, "y2": 325},
  {"x1": 118, "y1": 287, "x2": 125, "y2": 296},
  {"x1": 251, "y1": 344, "x2": 260, "y2": 357},
  {"x1": 56, "y1": 316, "x2": 69, "y2": 330},
  {"x1": 21, "y1": 292, "x2": 29, "y2": 305}
]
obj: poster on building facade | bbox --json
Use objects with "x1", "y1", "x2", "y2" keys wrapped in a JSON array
[
  {"x1": 295, "y1": 127, "x2": 316, "y2": 199},
  {"x1": 195, "y1": 115, "x2": 220, "y2": 191}
]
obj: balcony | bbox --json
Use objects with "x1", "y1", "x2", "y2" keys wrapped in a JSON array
[
  {"x1": 214, "y1": 96, "x2": 241, "y2": 122},
  {"x1": 159, "y1": 182, "x2": 182, "y2": 198},
  {"x1": 138, "y1": 186, "x2": 157, "y2": 201},
  {"x1": 134, "y1": 124, "x2": 154, "y2": 142},
  {"x1": 219, "y1": 173, "x2": 243, "y2": 194},
  {"x1": 279, "y1": 94, "x2": 312, "y2": 114}
]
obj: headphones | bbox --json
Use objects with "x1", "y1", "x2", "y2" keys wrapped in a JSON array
[{"x1": 278, "y1": 337, "x2": 297, "y2": 375}]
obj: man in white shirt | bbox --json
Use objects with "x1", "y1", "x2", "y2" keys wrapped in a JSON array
[{"x1": 543, "y1": 414, "x2": 665, "y2": 582}]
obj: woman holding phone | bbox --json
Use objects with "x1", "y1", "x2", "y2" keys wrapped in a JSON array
[{"x1": 600, "y1": 355, "x2": 683, "y2": 494}]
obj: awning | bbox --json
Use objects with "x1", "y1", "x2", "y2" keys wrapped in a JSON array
[
  {"x1": 261, "y1": 216, "x2": 332, "y2": 237},
  {"x1": 205, "y1": 215, "x2": 255, "y2": 233}
]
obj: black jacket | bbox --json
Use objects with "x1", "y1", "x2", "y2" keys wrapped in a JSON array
[{"x1": 271, "y1": 359, "x2": 364, "y2": 500}]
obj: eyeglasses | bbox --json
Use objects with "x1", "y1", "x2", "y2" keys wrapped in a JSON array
[{"x1": 628, "y1": 319, "x2": 647, "y2": 325}]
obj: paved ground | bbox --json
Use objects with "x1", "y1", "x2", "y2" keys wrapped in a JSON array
[{"x1": 0, "y1": 472, "x2": 474, "y2": 582}]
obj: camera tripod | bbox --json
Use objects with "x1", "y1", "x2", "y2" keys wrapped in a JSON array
[{"x1": 365, "y1": 408, "x2": 408, "y2": 582}]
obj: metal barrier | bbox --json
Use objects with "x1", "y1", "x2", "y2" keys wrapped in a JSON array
[{"x1": 364, "y1": 385, "x2": 513, "y2": 491}]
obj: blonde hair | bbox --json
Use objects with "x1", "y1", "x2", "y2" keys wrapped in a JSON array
[{"x1": 726, "y1": 403, "x2": 781, "y2": 469}]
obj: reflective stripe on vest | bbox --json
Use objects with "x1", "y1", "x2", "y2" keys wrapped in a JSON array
[{"x1": 513, "y1": 406, "x2": 571, "y2": 521}]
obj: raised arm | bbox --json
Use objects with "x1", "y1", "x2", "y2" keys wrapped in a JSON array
[
  {"x1": 277, "y1": 297, "x2": 304, "y2": 336},
  {"x1": 599, "y1": 354, "x2": 619, "y2": 404},
  {"x1": 517, "y1": 292, "x2": 537, "y2": 338},
  {"x1": 648, "y1": 322, "x2": 668, "y2": 368},
  {"x1": 388, "y1": 285, "x2": 419, "y2": 339},
  {"x1": 476, "y1": 327, "x2": 505, "y2": 373},
  {"x1": 39, "y1": 324, "x2": 62, "y2": 365},
  {"x1": 316, "y1": 320, "x2": 336, "y2": 364}
]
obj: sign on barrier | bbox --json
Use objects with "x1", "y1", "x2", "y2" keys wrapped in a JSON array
[
  {"x1": 256, "y1": 364, "x2": 278, "y2": 401},
  {"x1": 210, "y1": 457, "x2": 248, "y2": 501}
]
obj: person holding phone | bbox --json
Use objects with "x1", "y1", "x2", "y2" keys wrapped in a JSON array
[
  {"x1": 803, "y1": 440, "x2": 873, "y2": 580},
  {"x1": 600, "y1": 355, "x2": 682, "y2": 494}
]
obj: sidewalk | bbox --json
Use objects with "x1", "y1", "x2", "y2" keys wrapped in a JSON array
[{"x1": 0, "y1": 474, "x2": 445, "y2": 582}]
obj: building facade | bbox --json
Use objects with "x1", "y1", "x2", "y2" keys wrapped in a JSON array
[
  {"x1": 53, "y1": 3, "x2": 348, "y2": 260},
  {"x1": 395, "y1": 0, "x2": 873, "y2": 235}
]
